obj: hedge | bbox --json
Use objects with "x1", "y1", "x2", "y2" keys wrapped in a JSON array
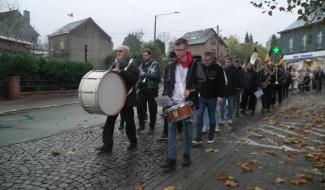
[{"x1": 0, "y1": 52, "x2": 93, "y2": 97}]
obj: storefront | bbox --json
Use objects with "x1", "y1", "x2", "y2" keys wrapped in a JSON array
[{"x1": 284, "y1": 50, "x2": 325, "y2": 72}]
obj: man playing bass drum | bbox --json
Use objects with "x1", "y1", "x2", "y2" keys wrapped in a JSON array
[{"x1": 96, "y1": 45, "x2": 139, "y2": 153}]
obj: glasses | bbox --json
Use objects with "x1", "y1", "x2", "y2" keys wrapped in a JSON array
[
  {"x1": 174, "y1": 48, "x2": 185, "y2": 52},
  {"x1": 116, "y1": 50, "x2": 123, "y2": 53}
]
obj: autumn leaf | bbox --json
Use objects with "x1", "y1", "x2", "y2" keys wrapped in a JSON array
[
  {"x1": 164, "y1": 186, "x2": 176, "y2": 190},
  {"x1": 275, "y1": 177, "x2": 286, "y2": 183},
  {"x1": 290, "y1": 177, "x2": 307, "y2": 185},
  {"x1": 266, "y1": 150, "x2": 278, "y2": 157},
  {"x1": 51, "y1": 150, "x2": 60, "y2": 157},
  {"x1": 287, "y1": 150, "x2": 299, "y2": 158},
  {"x1": 217, "y1": 174, "x2": 229, "y2": 182},
  {"x1": 225, "y1": 180, "x2": 238, "y2": 187},
  {"x1": 249, "y1": 160, "x2": 258, "y2": 165},
  {"x1": 246, "y1": 187, "x2": 264, "y2": 190},
  {"x1": 134, "y1": 181, "x2": 143, "y2": 190},
  {"x1": 241, "y1": 163, "x2": 253, "y2": 172},
  {"x1": 205, "y1": 148, "x2": 219, "y2": 153}
]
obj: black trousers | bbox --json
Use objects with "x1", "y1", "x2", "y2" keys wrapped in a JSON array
[
  {"x1": 102, "y1": 106, "x2": 137, "y2": 148},
  {"x1": 137, "y1": 88, "x2": 158, "y2": 128},
  {"x1": 240, "y1": 89, "x2": 257, "y2": 111},
  {"x1": 261, "y1": 87, "x2": 271, "y2": 110},
  {"x1": 271, "y1": 85, "x2": 283, "y2": 105}
]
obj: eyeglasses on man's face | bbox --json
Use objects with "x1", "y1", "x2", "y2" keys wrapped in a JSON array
[
  {"x1": 116, "y1": 49, "x2": 124, "y2": 53},
  {"x1": 174, "y1": 48, "x2": 186, "y2": 52}
]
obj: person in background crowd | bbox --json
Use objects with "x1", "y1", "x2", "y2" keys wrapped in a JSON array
[
  {"x1": 240, "y1": 63, "x2": 260, "y2": 115},
  {"x1": 192, "y1": 51, "x2": 225, "y2": 145},
  {"x1": 234, "y1": 59, "x2": 244, "y2": 117},
  {"x1": 219, "y1": 57, "x2": 238, "y2": 125},
  {"x1": 313, "y1": 66, "x2": 324, "y2": 93},
  {"x1": 136, "y1": 49, "x2": 161, "y2": 133}
]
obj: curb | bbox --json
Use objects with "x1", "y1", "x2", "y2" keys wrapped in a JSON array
[{"x1": 0, "y1": 102, "x2": 79, "y2": 116}]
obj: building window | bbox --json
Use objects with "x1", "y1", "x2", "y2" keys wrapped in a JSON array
[
  {"x1": 59, "y1": 41, "x2": 64, "y2": 49},
  {"x1": 302, "y1": 34, "x2": 307, "y2": 51},
  {"x1": 288, "y1": 37, "x2": 293, "y2": 53},
  {"x1": 317, "y1": 31, "x2": 323, "y2": 49}
]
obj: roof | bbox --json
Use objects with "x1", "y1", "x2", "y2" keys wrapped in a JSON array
[
  {"x1": 49, "y1": 17, "x2": 111, "y2": 41},
  {"x1": 0, "y1": 10, "x2": 39, "y2": 43},
  {"x1": 49, "y1": 18, "x2": 89, "y2": 36},
  {"x1": 0, "y1": 35, "x2": 32, "y2": 45},
  {"x1": 279, "y1": 6, "x2": 325, "y2": 33},
  {"x1": 181, "y1": 28, "x2": 226, "y2": 46}
]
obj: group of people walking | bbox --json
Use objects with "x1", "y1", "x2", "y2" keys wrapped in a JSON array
[{"x1": 94, "y1": 38, "x2": 324, "y2": 172}]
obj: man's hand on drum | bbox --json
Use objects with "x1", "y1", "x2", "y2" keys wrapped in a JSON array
[
  {"x1": 216, "y1": 97, "x2": 223, "y2": 105},
  {"x1": 183, "y1": 89, "x2": 190, "y2": 97},
  {"x1": 112, "y1": 68, "x2": 120, "y2": 73}
]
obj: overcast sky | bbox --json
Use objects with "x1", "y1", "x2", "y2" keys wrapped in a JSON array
[{"x1": 13, "y1": 0, "x2": 298, "y2": 48}]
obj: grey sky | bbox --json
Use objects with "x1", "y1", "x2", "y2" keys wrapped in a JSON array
[{"x1": 16, "y1": 0, "x2": 298, "y2": 48}]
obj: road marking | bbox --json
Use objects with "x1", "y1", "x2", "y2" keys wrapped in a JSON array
[
  {"x1": 259, "y1": 128, "x2": 286, "y2": 138},
  {"x1": 280, "y1": 123, "x2": 325, "y2": 137}
]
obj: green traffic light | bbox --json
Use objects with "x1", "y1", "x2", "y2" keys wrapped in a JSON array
[{"x1": 273, "y1": 47, "x2": 280, "y2": 54}]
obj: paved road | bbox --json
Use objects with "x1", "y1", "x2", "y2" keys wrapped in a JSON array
[{"x1": 0, "y1": 92, "x2": 324, "y2": 190}]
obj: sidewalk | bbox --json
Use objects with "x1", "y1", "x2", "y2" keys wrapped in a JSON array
[
  {"x1": 0, "y1": 92, "x2": 324, "y2": 190},
  {"x1": 0, "y1": 92, "x2": 79, "y2": 115}
]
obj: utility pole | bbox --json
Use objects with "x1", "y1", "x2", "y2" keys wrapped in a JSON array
[
  {"x1": 154, "y1": 15, "x2": 157, "y2": 42},
  {"x1": 216, "y1": 25, "x2": 219, "y2": 61},
  {"x1": 84, "y1": 45, "x2": 88, "y2": 62}
]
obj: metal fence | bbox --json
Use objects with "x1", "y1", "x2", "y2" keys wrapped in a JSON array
[{"x1": 20, "y1": 80, "x2": 79, "y2": 92}]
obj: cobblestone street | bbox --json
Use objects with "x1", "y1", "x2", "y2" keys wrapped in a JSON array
[{"x1": 0, "y1": 93, "x2": 324, "y2": 190}]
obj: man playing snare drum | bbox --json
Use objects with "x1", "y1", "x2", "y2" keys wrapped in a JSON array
[
  {"x1": 160, "y1": 38, "x2": 203, "y2": 171},
  {"x1": 96, "y1": 45, "x2": 139, "y2": 153}
]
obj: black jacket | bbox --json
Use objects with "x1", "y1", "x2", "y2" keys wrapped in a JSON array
[
  {"x1": 165, "y1": 58, "x2": 203, "y2": 108},
  {"x1": 111, "y1": 58, "x2": 139, "y2": 107},
  {"x1": 243, "y1": 70, "x2": 260, "y2": 92},
  {"x1": 198, "y1": 61, "x2": 225, "y2": 98},
  {"x1": 223, "y1": 64, "x2": 239, "y2": 96}
]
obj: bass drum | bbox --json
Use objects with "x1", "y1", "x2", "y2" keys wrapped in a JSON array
[{"x1": 78, "y1": 70, "x2": 126, "y2": 115}]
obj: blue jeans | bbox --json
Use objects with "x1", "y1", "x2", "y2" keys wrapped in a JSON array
[
  {"x1": 168, "y1": 101, "x2": 193, "y2": 159},
  {"x1": 203, "y1": 105, "x2": 220, "y2": 128},
  {"x1": 196, "y1": 97, "x2": 216, "y2": 140},
  {"x1": 220, "y1": 96, "x2": 235, "y2": 121}
]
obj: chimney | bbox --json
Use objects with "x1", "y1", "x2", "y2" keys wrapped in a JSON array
[{"x1": 23, "y1": 10, "x2": 30, "y2": 24}]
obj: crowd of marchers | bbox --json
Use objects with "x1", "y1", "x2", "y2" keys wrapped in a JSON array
[{"x1": 95, "y1": 38, "x2": 325, "y2": 172}]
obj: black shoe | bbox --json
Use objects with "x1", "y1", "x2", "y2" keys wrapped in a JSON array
[
  {"x1": 240, "y1": 110, "x2": 246, "y2": 115},
  {"x1": 182, "y1": 154, "x2": 191, "y2": 167},
  {"x1": 160, "y1": 158, "x2": 176, "y2": 171},
  {"x1": 118, "y1": 124, "x2": 124, "y2": 130},
  {"x1": 250, "y1": 110, "x2": 255, "y2": 115},
  {"x1": 95, "y1": 145, "x2": 112, "y2": 153},
  {"x1": 127, "y1": 143, "x2": 137, "y2": 150}
]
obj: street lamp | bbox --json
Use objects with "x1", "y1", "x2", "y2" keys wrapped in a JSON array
[{"x1": 154, "y1": 11, "x2": 179, "y2": 42}]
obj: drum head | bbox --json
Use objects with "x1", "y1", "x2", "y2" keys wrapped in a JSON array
[{"x1": 98, "y1": 72, "x2": 126, "y2": 115}]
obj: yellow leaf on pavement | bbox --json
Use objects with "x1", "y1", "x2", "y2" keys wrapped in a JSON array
[
  {"x1": 164, "y1": 186, "x2": 176, "y2": 190},
  {"x1": 275, "y1": 177, "x2": 286, "y2": 183}
]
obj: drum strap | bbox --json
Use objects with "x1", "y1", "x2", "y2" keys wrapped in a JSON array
[{"x1": 125, "y1": 59, "x2": 134, "y2": 96}]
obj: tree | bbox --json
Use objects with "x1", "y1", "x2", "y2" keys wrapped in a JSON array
[
  {"x1": 122, "y1": 30, "x2": 143, "y2": 54},
  {"x1": 154, "y1": 39, "x2": 165, "y2": 56},
  {"x1": 250, "y1": 0, "x2": 325, "y2": 21},
  {"x1": 245, "y1": 32, "x2": 250, "y2": 43},
  {"x1": 249, "y1": 34, "x2": 254, "y2": 43},
  {"x1": 224, "y1": 35, "x2": 241, "y2": 58}
]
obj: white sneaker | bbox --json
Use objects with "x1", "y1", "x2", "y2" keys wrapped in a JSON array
[
  {"x1": 207, "y1": 138, "x2": 215, "y2": 144},
  {"x1": 202, "y1": 125, "x2": 209, "y2": 133},
  {"x1": 228, "y1": 119, "x2": 233, "y2": 125},
  {"x1": 192, "y1": 139, "x2": 203, "y2": 145},
  {"x1": 219, "y1": 120, "x2": 225, "y2": 125},
  {"x1": 215, "y1": 127, "x2": 221, "y2": 132}
]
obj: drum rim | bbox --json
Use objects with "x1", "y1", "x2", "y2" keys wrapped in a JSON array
[{"x1": 98, "y1": 71, "x2": 127, "y2": 116}]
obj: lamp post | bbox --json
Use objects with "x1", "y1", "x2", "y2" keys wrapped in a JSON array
[{"x1": 154, "y1": 11, "x2": 179, "y2": 42}]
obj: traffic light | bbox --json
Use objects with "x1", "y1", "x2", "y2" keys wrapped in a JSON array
[{"x1": 273, "y1": 47, "x2": 280, "y2": 54}]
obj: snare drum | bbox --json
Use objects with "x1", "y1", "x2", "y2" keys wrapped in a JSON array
[
  {"x1": 78, "y1": 70, "x2": 126, "y2": 115},
  {"x1": 164, "y1": 102, "x2": 194, "y2": 123}
]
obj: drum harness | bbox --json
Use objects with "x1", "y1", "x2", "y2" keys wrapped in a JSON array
[{"x1": 110, "y1": 58, "x2": 135, "y2": 96}]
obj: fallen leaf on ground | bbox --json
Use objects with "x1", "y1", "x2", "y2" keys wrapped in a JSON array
[
  {"x1": 163, "y1": 186, "x2": 176, "y2": 190},
  {"x1": 266, "y1": 150, "x2": 278, "y2": 157},
  {"x1": 217, "y1": 174, "x2": 229, "y2": 182},
  {"x1": 241, "y1": 163, "x2": 253, "y2": 172},
  {"x1": 225, "y1": 180, "x2": 238, "y2": 187},
  {"x1": 275, "y1": 177, "x2": 286, "y2": 183},
  {"x1": 246, "y1": 187, "x2": 264, "y2": 190},
  {"x1": 249, "y1": 160, "x2": 258, "y2": 165},
  {"x1": 205, "y1": 148, "x2": 219, "y2": 153},
  {"x1": 250, "y1": 152, "x2": 259, "y2": 155},
  {"x1": 134, "y1": 181, "x2": 143, "y2": 190},
  {"x1": 287, "y1": 150, "x2": 299, "y2": 158},
  {"x1": 51, "y1": 150, "x2": 60, "y2": 157},
  {"x1": 302, "y1": 168, "x2": 322, "y2": 176}
]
